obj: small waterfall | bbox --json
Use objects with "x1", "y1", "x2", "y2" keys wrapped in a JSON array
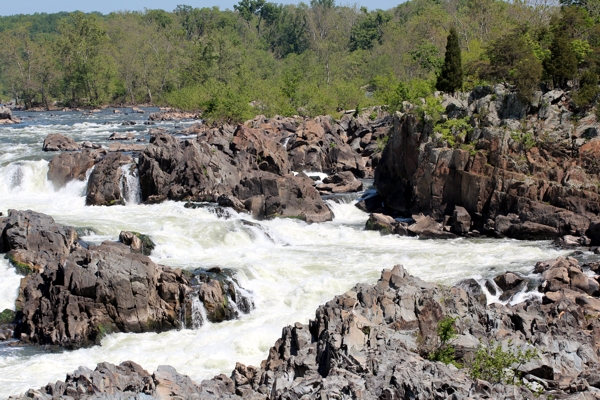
[
  {"x1": 8, "y1": 164, "x2": 23, "y2": 189},
  {"x1": 230, "y1": 280, "x2": 255, "y2": 315},
  {"x1": 190, "y1": 295, "x2": 209, "y2": 329},
  {"x1": 119, "y1": 164, "x2": 141, "y2": 205},
  {"x1": 181, "y1": 290, "x2": 210, "y2": 330}
]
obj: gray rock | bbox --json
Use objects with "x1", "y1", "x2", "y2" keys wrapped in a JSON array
[
  {"x1": 86, "y1": 153, "x2": 133, "y2": 206},
  {"x1": 42, "y1": 134, "x2": 80, "y2": 152}
]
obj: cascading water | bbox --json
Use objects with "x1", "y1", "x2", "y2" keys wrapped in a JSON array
[
  {"x1": 0, "y1": 108, "x2": 578, "y2": 398},
  {"x1": 119, "y1": 163, "x2": 142, "y2": 205},
  {"x1": 191, "y1": 296, "x2": 209, "y2": 329}
]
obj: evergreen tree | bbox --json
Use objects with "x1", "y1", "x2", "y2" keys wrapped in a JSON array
[
  {"x1": 436, "y1": 27, "x2": 462, "y2": 93},
  {"x1": 544, "y1": 35, "x2": 578, "y2": 88}
]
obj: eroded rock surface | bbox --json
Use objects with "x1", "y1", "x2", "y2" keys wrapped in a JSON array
[
  {"x1": 21, "y1": 257, "x2": 600, "y2": 399},
  {"x1": 375, "y1": 97, "x2": 600, "y2": 241}
]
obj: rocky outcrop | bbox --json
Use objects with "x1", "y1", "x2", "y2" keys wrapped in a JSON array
[
  {"x1": 0, "y1": 209, "x2": 80, "y2": 276},
  {"x1": 374, "y1": 89, "x2": 600, "y2": 241},
  {"x1": 138, "y1": 131, "x2": 333, "y2": 222},
  {"x1": 316, "y1": 171, "x2": 363, "y2": 194},
  {"x1": 16, "y1": 242, "x2": 191, "y2": 348},
  {"x1": 17, "y1": 361, "x2": 236, "y2": 400},
  {"x1": 22, "y1": 257, "x2": 600, "y2": 399},
  {"x1": 42, "y1": 134, "x2": 80, "y2": 152},
  {"x1": 85, "y1": 153, "x2": 133, "y2": 206},
  {"x1": 47, "y1": 150, "x2": 103, "y2": 188},
  {"x1": 118, "y1": 231, "x2": 155, "y2": 256},
  {"x1": 138, "y1": 132, "x2": 240, "y2": 203},
  {"x1": 148, "y1": 110, "x2": 201, "y2": 121},
  {"x1": 233, "y1": 171, "x2": 334, "y2": 222},
  {"x1": 0, "y1": 106, "x2": 20, "y2": 124},
  {"x1": 0, "y1": 210, "x2": 254, "y2": 347}
]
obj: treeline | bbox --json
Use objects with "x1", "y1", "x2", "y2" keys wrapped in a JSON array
[{"x1": 0, "y1": 0, "x2": 599, "y2": 121}]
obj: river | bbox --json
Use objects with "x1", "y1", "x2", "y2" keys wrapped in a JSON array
[{"x1": 0, "y1": 108, "x2": 569, "y2": 398}]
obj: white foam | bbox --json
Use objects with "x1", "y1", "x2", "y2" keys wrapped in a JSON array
[
  {"x1": 0, "y1": 118, "x2": 573, "y2": 398},
  {"x1": 0, "y1": 258, "x2": 21, "y2": 311}
]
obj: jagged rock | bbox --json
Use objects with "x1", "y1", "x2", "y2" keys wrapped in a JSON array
[
  {"x1": 16, "y1": 242, "x2": 191, "y2": 348},
  {"x1": 408, "y1": 214, "x2": 456, "y2": 239},
  {"x1": 538, "y1": 257, "x2": 600, "y2": 297},
  {"x1": 47, "y1": 150, "x2": 102, "y2": 188},
  {"x1": 107, "y1": 142, "x2": 146, "y2": 152},
  {"x1": 316, "y1": 171, "x2": 363, "y2": 193},
  {"x1": 365, "y1": 213, "x2": 397, "y2": 235},
  {"x1": 86, "y1": 153, "x2": 133, "y2": 206},
  {"x1": 109, "y1": 131, "x2": 136, "y2": 140},
  {"x1": 118, "y1": 231, "x2": 155, "y2": 256},
  {"x1": 19, "y1": 256, "x2": 600, "y2": 399},
  {"x1": 0, "y1": 107, "x2": 12, "y2": 120},
  {"x1": 42, "y1": 134, "x2": 80, "y2": 152},
  {"x1": 374, "y1": 97, "x2": 600, "y2": 241},
  {"x1": 231, "y1": 125, "x2": 290, "y2": 175},
  {"x1": 0, "y1": 209, "x2": 79, "y2": 276},
  {"x1": 234, "y1": 171, "x2": 333, "y2": 222},
  {"x1": 452, "y1": 206, "x2": 471, "y2": 234},
  {"x1": 138, "y1": 132, "x2": 240, "y2": 203}
]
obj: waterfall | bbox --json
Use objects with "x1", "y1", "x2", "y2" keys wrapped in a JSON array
[
  {"x1": 119, "y1": 163, "x2": 141, "y2": 205},
  {"x1": 8, "y1": 163, "x2": 23, "y2": 189},
  {"x1": 190, "y1": 295, "x2": 209, "y2": 329}
]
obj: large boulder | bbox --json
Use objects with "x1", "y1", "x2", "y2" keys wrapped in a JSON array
[
  {"x1": 86, "y1": 153, "x2": 133, "y2": 206},
  {"x1": 0, "y1": 107, "x2": 11, "y2": 120},
  {"x1": 0, "y1": 209, "x2": 79, "y2": 275},
  {"x1": 138, "y1": 133, "x2": 240, "y2": 203},
  {"x1": 316, "y1": 171, "x2": 363, "y2": 193},
  {"x1": 42, "y1": 134, "x2": 80, "y2": 152},
  {"x1": 231, "y1": 125, "x2": 290, "y2": 175},
  {"x1": 16, "y1": 242, "x2": 191, "y2": 348},
  {"x1": 47, "y1": 150, "x2": 102, "y2": 188},
  {"x1": 234, "y1": 171, "x2": 333, "y2": 223}
]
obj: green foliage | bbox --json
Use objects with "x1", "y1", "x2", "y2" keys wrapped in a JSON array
[
  {"x1": 410, "y1": 40, "x2": 443, "y2": 76},
  {"x1": 0, "y1": 309, "x2": 15, "y2": 324},
  {"x1": 349, "y1": 8, "x2": 391, "y2": 51},
  {"x1": 572, "y1": 39, "x2": 593, "y2": 64},
  {"x1": 573, "y1": 70, "x2": 600, "y2": 108},
  {"x1": 436, "y1": 28, "x2": 463, "y2": 93},
  {"x1": 376, "y1": 135, "x2": 389, "y2": 152},
  {"x1": 416, "y1": 96, "x2": 445, "y2": 124},
  {"x1": 469, "y1": 340, "x2": 539, "y2": 385},
  {"x1": 545, "y1": 34, "x2": 578, "y2": 88},
  {"x1": 427, "y1": 316, "x2": 461, "y2": 368},
  {"x1": 510, "y1": 131, "x2": 537, "y2": 150},
  {"x1": 0, "y1": 0, "x2": 598, "y2": 119},
  {"x1": 435, "y1": 117, "x2": 473, "y2": 147},
  {"x1": 484, "y1": 29, "x2": 543, "y2": 102}
]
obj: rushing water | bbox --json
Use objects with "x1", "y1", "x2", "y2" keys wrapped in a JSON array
[{"x1": 0, "y1": 109, "x2": 573, "y2": 398}]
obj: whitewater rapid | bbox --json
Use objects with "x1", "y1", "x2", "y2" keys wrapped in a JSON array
[{"x1": 0, "y1": 110, "x2": 571, "y2": 398}]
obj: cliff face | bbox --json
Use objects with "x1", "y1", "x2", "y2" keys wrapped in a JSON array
[{"x1": 374, "y1": 86, "x2": 600, "y2": 242}]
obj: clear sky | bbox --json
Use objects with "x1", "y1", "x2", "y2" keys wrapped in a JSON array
[{"x1": 0, "y1": 0, "x2": 399, "y2": 16}]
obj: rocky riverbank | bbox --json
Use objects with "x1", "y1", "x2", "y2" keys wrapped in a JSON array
[
  {"x1": 41, "y1": 108, "x2": 390, "y2": 222},
  {"x1": 367, "y1": 86, "x2": 600, "y2": 244},
  {"x1": 0, "y1": 209, "x2": 254, "y2": 348},
  {"x1": 13, "y1": 254, "x2": 600, "y2": 399}
]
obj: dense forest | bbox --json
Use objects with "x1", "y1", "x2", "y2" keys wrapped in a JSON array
[{"x1": 0, "y1": 0, "x2": 598, "y2": 121}]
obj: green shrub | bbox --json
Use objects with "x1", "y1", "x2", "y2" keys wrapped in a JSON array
[
  {"x1": 376, "y1": 135, "x2": 389, "y2": 152},
  {"x1": 469, "y1": 339, "x2": 539, "y2": 385},
  {"x1": 510, "y1": 131, "x2": 536, "y2": 151},
  {"x1": 435, "y1": 117, "x2": 473, "y2": 147},
  {"x1": 427, "y1": 316, "x2": 461, "y2": 368}
]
